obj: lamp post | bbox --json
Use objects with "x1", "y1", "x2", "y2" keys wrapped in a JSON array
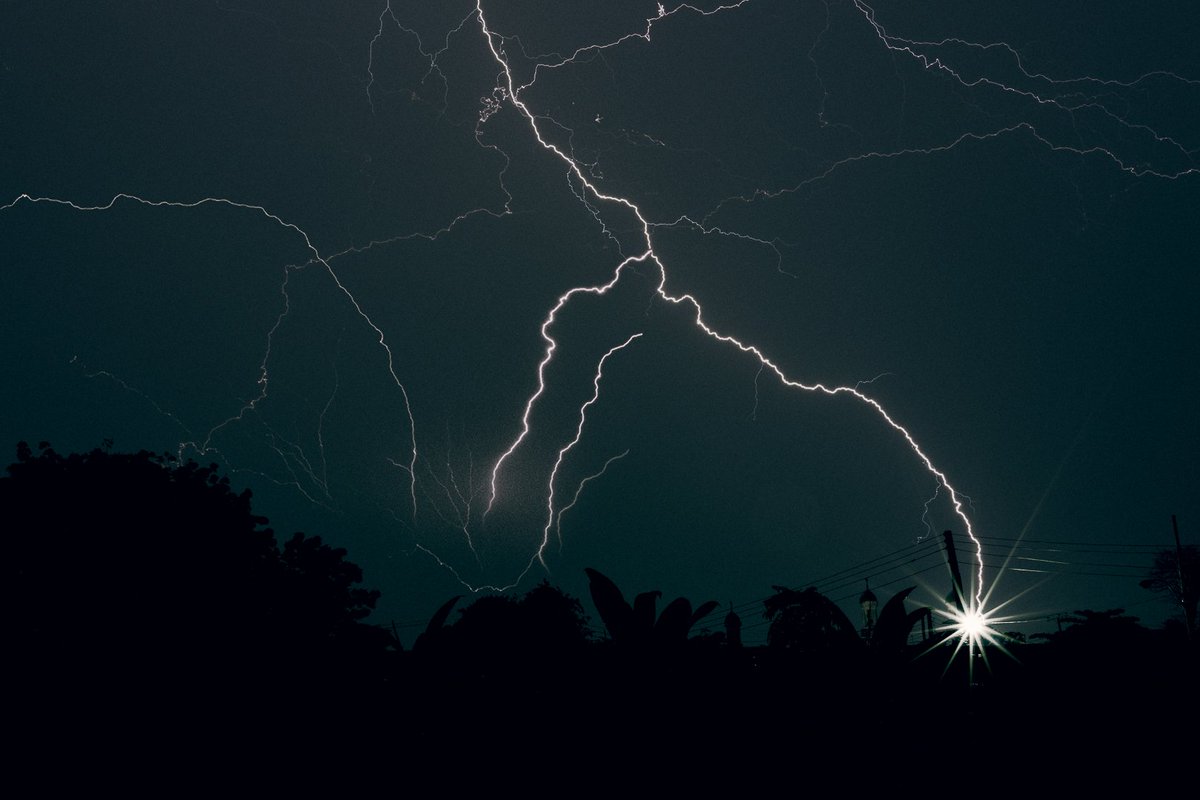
[{"x1": 859, "y1": 580, "x2": 878, "y2": 640}]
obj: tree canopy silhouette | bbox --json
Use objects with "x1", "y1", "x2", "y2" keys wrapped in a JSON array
[
  {"x1": 414, "y1": 581, "x2": 590, "y2": 676},
  {"x1": 762, "y1": 585, "x2": 862, "y2": 653},
  {"x1": 1140, "y1": 545, "x2": 1199, "y2": 635},
  {"x1": 2, "y1": 442, "x2": 390, "y2": 706}
]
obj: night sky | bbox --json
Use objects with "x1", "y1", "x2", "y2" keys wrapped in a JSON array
[{"x1": 3, "y1": 1, "x2": 1197, "y2": 642}]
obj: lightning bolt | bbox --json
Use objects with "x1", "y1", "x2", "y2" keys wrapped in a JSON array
[
  {"x1": 471, "y1": 0, "x2": 1197, "y2": 601},
  {"x1": 6, "y1": 1, "x2": 1195, "y2": 601},
  {"x1": 474, "y1": 1, "x2": 995, "y2": 599}
]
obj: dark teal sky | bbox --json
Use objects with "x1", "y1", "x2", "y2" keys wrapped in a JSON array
[{"x1": 2, "y1": 1, "x2": 1197, "y2": 641}]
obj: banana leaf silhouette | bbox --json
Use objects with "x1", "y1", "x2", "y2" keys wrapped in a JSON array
[
  {"x1": 586, "y1": 568, "x2": 716, "y2": 646},
  {"x1": 413, "y1": 594, "x2": 461, "y2": 652},
  {"x1": 871, "y1": 586, "x2": 932, "y2": 651}
]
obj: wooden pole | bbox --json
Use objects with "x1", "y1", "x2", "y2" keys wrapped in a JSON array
[
  {"x1": 1172, "y1": 515, "x2": 1193, "y2": 639},
  {"x1": 943, "y1": 530, "x2": 965, "y2": 612}
]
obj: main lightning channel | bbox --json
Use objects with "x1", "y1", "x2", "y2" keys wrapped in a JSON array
[{"x1": 475, "y1": 0, "x2": 988, "y2": 601}]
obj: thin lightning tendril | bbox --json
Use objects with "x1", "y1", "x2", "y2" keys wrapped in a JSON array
[
  {"x1": 2, "y1": 193, "x2": 423, "y2": 523},
  {"x1": 555, "y1": 449, "x2": 631, "y2": 546}
]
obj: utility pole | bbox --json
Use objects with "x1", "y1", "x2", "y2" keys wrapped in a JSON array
[
  {"x1": 943, "y1": 530, "x2": 965, "y2": 612},
  {"x1": 1172, "y1": 515, "x2": 1193, "y2": 639}
]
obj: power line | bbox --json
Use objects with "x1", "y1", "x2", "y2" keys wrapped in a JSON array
[
  {"x1": 972, "y1": 550, "x2": 1151, "y2": 572},
  {"x1": 830, "y1": 561, "x2": 947, "y2": 604},
  {"x1": 817, "y1": 550, "x2": 946, "y2": 598},
  {"x1": 969, "y1": 533, "x2": 1171, "y2": 550},
  {"x1": 694, "y1": 537, "x2": 945, "y2": 626}
]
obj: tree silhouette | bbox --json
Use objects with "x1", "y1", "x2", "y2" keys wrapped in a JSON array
[
  {"x1": 415, "y1": 581, "x2": 590, "y2": 661},
  {"x1": 1040, "y1": 608, "x2": 1150, "y2": 654},
  {"x1": 762, "y1": 585, "x2": 862, "y2": 653},
  {"x1": 2, "y1": 442, "x2": 390, "y2": 710},
  {"x1": 1140, "y1": 545, "x2": 1199, "y2": 635},
  {"x1": 407, "y1": 581, "x2": 591, "y2": 725},
  {"x1": 519, "y1": 578, "x2": 593, "y2": 649}
]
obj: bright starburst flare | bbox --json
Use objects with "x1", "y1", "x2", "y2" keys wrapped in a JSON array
[
  {"x1": 923, "y1": 449, "x2": 1092, "y2": 683},
  {"x1": 934, "y1": 598, "x2": 1011, "y2": 679},
  {"x1": 925, "y1": 558, "x2": 1039, "y2": 682}
]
